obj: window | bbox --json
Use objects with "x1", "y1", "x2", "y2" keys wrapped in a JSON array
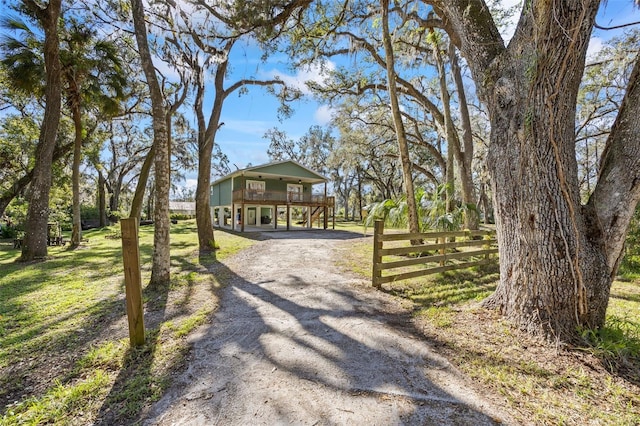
[{"x1": 246, "y1": 180, "x2": 265, "y2": 200}]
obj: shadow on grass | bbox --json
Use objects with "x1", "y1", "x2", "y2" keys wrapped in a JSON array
[
  {"x1": 0, "y1": 289, "x2": 126, "y2": 410},
  {"x1": 383, "y1": 262, "x2": 640, "y2": 393},
  {"x1": 93, "y1": 278, "x2": 172, "y2": 424},
  {"x1": 94, "y1": 249, "x2": 219, "y2": 424},
  {"x1": 382, "y1": 263, "x2": 500, "y2": 309},
  {"x1": 0, "y1": 222, "x2": 223, "y2": 422}
]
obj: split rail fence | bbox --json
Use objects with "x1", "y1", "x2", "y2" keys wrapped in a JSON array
[{"x1": 372, "y1": 220, "x2": 498, "y2": 288}]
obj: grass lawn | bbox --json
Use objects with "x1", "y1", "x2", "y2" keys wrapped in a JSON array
[
  {"x1": 338, "y1": 237, "x2": 640, "y2": 425},
  {"x1": 0, "y1": 220, "x2": 255, "y2": 425},
  {"x1": 3, "y1": 218, "x2": 639, "y2": 424}
]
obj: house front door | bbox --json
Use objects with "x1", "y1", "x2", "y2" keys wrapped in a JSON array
[
  {"x1": 247, "y1": 208, "x2": 257, "y2": 226},
  {"x1": 287, "y1": 184, "x2": 303, "y2": 202}
]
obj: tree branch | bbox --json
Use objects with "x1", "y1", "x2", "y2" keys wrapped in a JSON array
[
  {"x1": 589, "y1": 53, "x2": 640, "y2": 272},
  {"x1": 427, "y1": 0, "x2": 505, "y2": 91}
]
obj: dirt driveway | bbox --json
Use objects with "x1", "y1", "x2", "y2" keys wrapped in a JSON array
[{"x1": 144, "y1": 230, "x2": 509, "y2": 425}]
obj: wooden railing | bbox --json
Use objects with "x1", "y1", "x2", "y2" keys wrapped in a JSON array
[
  {"x1": 372, "y1": 220, "x2": 498, "y2": 288},
  {"x1": 232, "y1": 189, "x2": 335, "y2": 206}
]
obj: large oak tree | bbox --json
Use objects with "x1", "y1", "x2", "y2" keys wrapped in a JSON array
[{"x1": 430, "y1": 0, "x2": 640, "y2": 340}]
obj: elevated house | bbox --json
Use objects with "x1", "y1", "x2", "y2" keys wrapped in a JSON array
[{"x1": 210, "y1": 160, "x2": 335, "y2": 232}]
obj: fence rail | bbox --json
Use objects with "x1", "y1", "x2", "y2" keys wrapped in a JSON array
[{"x1": 372, "y1": 220, "x2": 498, "y2": 288}]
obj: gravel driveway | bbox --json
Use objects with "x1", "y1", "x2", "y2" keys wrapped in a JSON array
[{"x1": 144, "y1": 230, "x2": 509, "y2": 425}]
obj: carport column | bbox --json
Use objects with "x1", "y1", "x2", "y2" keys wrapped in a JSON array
[
  {"x1": 286, "y1": 204, "x2": 290, "y2": 230},
  {"x1": 240, "y1": 174, "x2": 245, "y2": 232},
  {"x1": 241, "y1": 202, "x2": 245, "y2": 232},
  {"x1": 231, "y1": 203, "x2": 235, "y2": 231},
  {"x1": 323, "y1": 182, "x2": 328, "y2": 230},
  {"x1": 274, "y1": 205, "x2": 278, "y2": 229},
  {"x1": 307, "y1": 206, "x2": 312, "y2": 228}
]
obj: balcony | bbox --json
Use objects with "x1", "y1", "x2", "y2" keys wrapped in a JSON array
[{"x1": 232, "y1": 189, "x2": 335, "y2": 206}]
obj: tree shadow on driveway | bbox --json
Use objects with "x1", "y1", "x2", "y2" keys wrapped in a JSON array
[{"x1": 143, "y1": 255, "x2": 507, "y2": 425}]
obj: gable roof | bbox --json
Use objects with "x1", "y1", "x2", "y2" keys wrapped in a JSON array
[{"x1": 212, "y1": 160, "x2": 328, "y2": 185}]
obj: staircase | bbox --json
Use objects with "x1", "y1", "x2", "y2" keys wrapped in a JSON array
[{"x1": 297, "y1": 206, "x2": 324, "y2": 225}]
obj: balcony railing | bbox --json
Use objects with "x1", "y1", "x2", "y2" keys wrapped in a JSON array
[{"x1": 232, "y1": 189, "x2": 335, "y2": 206}]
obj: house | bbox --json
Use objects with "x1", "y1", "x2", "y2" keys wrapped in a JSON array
[{"x1": 210, "y1": 160, "x2": 335, "y2": 232}]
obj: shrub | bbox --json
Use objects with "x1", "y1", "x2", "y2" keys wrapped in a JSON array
[
  {"x1": 170, "y1": 213, "x2": 193, "y2": 221},
  {"x1": 0, "y1": 223, "x2": 18, "y2": 239}
]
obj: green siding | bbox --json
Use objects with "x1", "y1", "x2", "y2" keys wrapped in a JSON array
[
  {"x1": 210, "y1": 185, "x2": 219, "y2": 206},
  {"x1": 211, "y1": 178, "x2": 232, "y2": 206},
  {"x1": 232, "y1": 176, "x2": 242, "y2": 191}
]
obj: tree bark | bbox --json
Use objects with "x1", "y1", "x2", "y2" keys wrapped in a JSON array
[
  {"x1": 433, "y1": 0, "x2": 640, "y2": 340},
  {"x1": 381, "y1": 0, "x2": 420, "y2": 237},
  {"x1": 194, "y1": 59, "x2": 221, "y2": 253},
  {"x1": 131, "y1": 0, "x2": 170, "y2": 286},
  {"x1": 129, "y1": 143, "x2": 155, "y2": 219},
  {"x1": 433, "y1": 42, "x2": 456, "y2": 220},
  {"x1": 449, "y1": 43, "x2": 478, "y2": 230},
  {"x1": 98, "y1": 170, "x2": 107, "y2": 227},
  {"x1": 71, "y1": 102, "x2": 83, "y2": 247},
  {"x1": 20, "y1": 0, "x2": 63, "y2": 261}
]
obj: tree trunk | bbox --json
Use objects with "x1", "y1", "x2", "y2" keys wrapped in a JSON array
[
  {"x1": 131, "y1": 0, "x2": 170, "y2": 286},
  {"x1": 98, "y1": 171, "x2": 107, "y2": 227},
  {"x1": 468, "y1": 2, "x2": 609, "y2": 339},
  {"x1": 381, "y1": 0, "x2": 419, "y2": 237},
  {"x1": 449, "y1": 43, "x2": 478, "y2": 230},
  {"x1": 357, "y1": 169, "x2": 363, "y2": 221},
  {"x1": 433, "y1": 38, "x2": 456, "y2": 221},
  {"x1": 129, "y1": 143, "x2": 155, "y2": 219},
  {"x1": 194, "y1": 61, "x2": 221, "y2": 253},
  {"x1": 71, "y1": 103, "x2": 83, "y2": 247},
  {"x1": 430, "y1": 0, "x2": 640, "y2": 341},
  {"x1": 109, "y1": 179, "x2": 121, "y2": 216},
  {"x1": 20, "y1": 0, "x2": 62, "y2": 261}
]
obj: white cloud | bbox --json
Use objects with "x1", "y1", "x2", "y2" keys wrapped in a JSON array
[
  {"x1": 264, "y1": 61, "x2": 336, "y2": 95},
  {"x1": 314, "y1": 105, "x2": 335, "y2": 125},
  {"x1": 184, "y1": 178, "x2": 198, "y2": 189},
  {"x1": 221, "y1": 119, "x2": 274, "y2": 136},
  {"x1": 586, "y1": 37, "x2": 605, "y2": 61}
]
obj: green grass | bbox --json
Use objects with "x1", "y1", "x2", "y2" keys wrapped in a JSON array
[
  {"x1": 0, "y1": 220, "x2": 255, "y2": 424},
  {"x1": 338, "y1": 238, "x2": 640, "y2": 425}
]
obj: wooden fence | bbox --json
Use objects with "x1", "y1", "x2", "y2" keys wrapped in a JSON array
[{"x1": 372, "y1": 220, "x2": 498, "y2": 288}]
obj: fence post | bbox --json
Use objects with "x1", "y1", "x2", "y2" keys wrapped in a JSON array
[
  {"x1": 121, "y1": 218, "x2": 145, "y2": 346},
  {"x1": 372, "y1": 220, "x2": 384, "y2": 289},
  {"x1": 484, "y1": 231, "x2": 493, "y2": 262}
]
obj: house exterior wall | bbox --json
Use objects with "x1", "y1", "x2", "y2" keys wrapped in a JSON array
[
  {"x1": 229, "y1": 178, "x2": 311, "y2": 194},
  {"x1": 211, "y1": 178, "x2": 232, "y2": 206}
]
